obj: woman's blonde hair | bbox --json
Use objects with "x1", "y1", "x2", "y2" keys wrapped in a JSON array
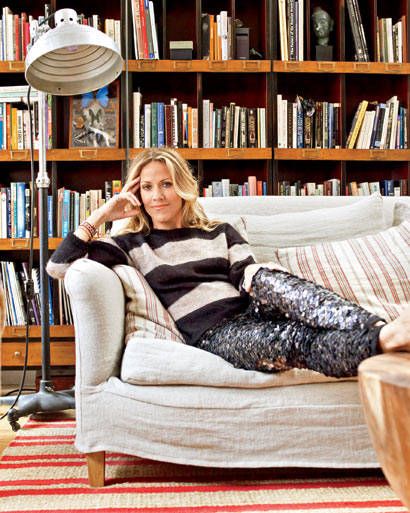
[{"x1": 117, "y1": 148, "x2": 219, "y2": 234}]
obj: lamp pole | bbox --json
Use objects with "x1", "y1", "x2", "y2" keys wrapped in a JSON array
[{"x1": 0, "y1": 9, "x2": 123, "y2": 430}]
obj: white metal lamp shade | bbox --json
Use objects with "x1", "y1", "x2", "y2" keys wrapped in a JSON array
[{"x1": 25, "y1": 9, "x2": 123, "y2": 95}]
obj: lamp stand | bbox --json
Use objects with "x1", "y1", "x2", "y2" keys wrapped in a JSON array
[{"x1": 1, "y1": 92, "x2": 75, "y2": 431}]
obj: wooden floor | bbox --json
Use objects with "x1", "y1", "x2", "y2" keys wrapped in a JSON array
[{"x1": 0, "y1": 406, "x2": 27, "y2": 456}]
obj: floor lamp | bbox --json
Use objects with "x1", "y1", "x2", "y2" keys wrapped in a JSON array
[{"x1": 1, "y1": 9, "x2": 123, "y2": 430}]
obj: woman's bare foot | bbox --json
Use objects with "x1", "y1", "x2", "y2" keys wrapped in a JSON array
[{"x1": 378, "y1": 305, "x2": 410, "y2": 352}]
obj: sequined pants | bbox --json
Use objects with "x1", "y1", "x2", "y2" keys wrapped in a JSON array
[{"x1": 196, "y1": 269, "x2": 383, "y2": 378}]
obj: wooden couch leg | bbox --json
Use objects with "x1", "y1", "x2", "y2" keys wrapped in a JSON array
[{"x1": 86, "y1": 451, "x2": 105, "y2": 487}]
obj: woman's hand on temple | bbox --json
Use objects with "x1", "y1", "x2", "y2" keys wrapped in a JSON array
[
  {"x1": 74, "y1": 177, "x2": 142, "y2": 241},
  {"x1": 99, "y1": 177, "x2": 141, "y2": 223}
]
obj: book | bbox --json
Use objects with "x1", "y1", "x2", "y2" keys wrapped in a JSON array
[{"x1": 346, "y1": 100, "x2": 368, "y2": 148}]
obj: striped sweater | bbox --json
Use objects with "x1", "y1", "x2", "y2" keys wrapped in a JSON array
[{"x1": 47, "y1": 223, "x2": 256, "y2": 345}]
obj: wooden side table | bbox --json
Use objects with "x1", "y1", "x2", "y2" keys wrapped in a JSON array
[{"x1": 358, "y1": 353, "x2": 410, "y2": 510}]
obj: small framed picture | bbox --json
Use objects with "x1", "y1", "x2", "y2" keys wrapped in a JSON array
[{"x1": 69, "y1": 80, "x2": 120, "y2": 148}]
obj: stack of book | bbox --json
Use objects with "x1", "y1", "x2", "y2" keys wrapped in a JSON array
[
  {"x1": 1, "y1": 7, "x2": 121, "y2": 61},
  {"x1": 0, "y1": 260, "x2": 73, "y2": 326},
  {"x1": 278, "y1": 179, "x2": 341, "y2": 196},
  {"x1": 203, "y1": 100, "x2": 266, "y2": 149},
  {"x1": 0, "y1": 261, "x2": 43, "y2": 325},
  {"x1": 277, "y1": 95, "x2": 340, "y2": 149},
  {"x1": 278, "y1": 0, "x2": 304, "y2": 61},
  {"x1": 0, "y1": 85, "x2": 52, "y2": 150},
  {"x1": 133, "y1": 92, "x2": 198, "y2": 148},
  {"x1": 56, "y1": 180, "x2": 122, "y2": 238},
  {"x1": 131, "y1": 0, "x2": 159, "y2": 59},
  {"x1": 202, "y1": 176, "x2": 267, "y2": 197},
  {"x1": 346, "y1": 96, "x2": 407, "y2": 149},
  {"x1": 347, "y1": 179, "x2": 408, "y2": 196},
  {"x1": 0, "y1": 182, "x2": 38, "y2": 238},
  {"x1": 376, "y1": 16, "x2": 407, "y2": 63},
  {"x1": 201, "y1": 11, "x2": 233, "y2": 60},
  {"x1": 346, "y1": 0, "x2": 370, "y2": 61},
  {"x1": 77, "y1": 13, "x2": 121, "y2": 52}
]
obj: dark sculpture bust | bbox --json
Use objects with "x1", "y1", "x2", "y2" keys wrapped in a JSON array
[{"x1": 312, "y1": 6, "x2": 334, "y2": 46}]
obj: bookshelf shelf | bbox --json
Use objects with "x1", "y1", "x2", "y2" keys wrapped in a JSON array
[
  {"x1": 0, "y1": 238, "x2": 62, "y2": 250},
  {"x1": 273, "y1": 61, "x2": 410, "y2": 74},
  {"x1": 0, "y1": 61, "x2": 25, "y2": 73},
  {"x1": 275, "y1": 149, "x2": 410, "y2": 161},
  {"x1": 130, "y1": 148, "x2": 272, "y2": 160},
  {"x1": 3, "y1": 325, "x2": 75, "y2": 338},
  {"x1": 128, "y1": 60, "x2": 271, "y2": 73}
]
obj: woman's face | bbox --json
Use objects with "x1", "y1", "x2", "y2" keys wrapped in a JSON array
[{"x1": 139, "y1": 160, "x2": 183, "y2": 230}]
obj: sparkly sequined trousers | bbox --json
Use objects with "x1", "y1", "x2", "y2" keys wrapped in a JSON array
[{"x1": 196, "y1": 269, "x2": 383, "y2": 378}]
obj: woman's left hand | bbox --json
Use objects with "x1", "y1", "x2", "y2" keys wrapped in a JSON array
[{"x1": 242, "y1": 262, "x2": 289, "y2": 293}]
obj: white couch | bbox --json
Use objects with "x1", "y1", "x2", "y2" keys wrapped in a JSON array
[{"x1": 65, "y1": 194, "x2": 410, "y2": 486}]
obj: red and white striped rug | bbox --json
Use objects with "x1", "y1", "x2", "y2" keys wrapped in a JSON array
[{"x1": 0, "y1": 413, "x2": 407, "y2": 513}]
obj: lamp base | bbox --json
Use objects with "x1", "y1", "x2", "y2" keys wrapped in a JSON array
[{"x1": 1, "y1": 380, "x2": 75, "y2": 431}]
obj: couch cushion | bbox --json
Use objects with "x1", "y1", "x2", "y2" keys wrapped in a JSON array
[
  {"x1": 272, "y1": 220, "x2": 410, "y2": 322},
  {"x1": 241, "y1": 194, "x2": 386, "y2": 262},
  {"x1": 113, "y1": 265, "x2": 185, "y2": 344},
  {"x1": 121, "y1": 337, "x2": 347, "y2": 388}
]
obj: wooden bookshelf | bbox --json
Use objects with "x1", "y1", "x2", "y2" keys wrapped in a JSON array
[{"x1": 0, "y1": 0, "x2": 409, "y2": 369}]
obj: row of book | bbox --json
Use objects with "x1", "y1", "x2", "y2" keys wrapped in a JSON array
[
  {"x1": 203, "y1": 101, "x2": 266, "y2": 149},
  {"x1": 202, "y1": 177, "x2": 268, "y2": 197},
  {"x1": 0, "y1": 260, "x2": 73, "y2": 326},
  {"x1": 133, "y1": 93, "x2": 267, "y2": 149},
  {"x1": 0, "y1": 86, "x2": 53, "y2": 150},
  {"x1": 279, "y1": 179, "x2": 341, "y2": 196},
  {"x1": 376, "y1": 16, "x2": 407, "y2": 63},
  {"x1": 201, "y1": 11, "x2": 234, "y2": 60},
  {"x1": 133, "y1": 93, "x2": 198, "y2": 149},
  {"x1": 0, "y1": 180, "x2": 123, "y2": 239},
  {"x1": 278, "y1": 0, "x2": 304, "y2": 61},
  {"x1": 346, "y1": 96, "x2": 408, "y2": 150},
  {"x1": 277, "y1": 95, "x2": 340, "y2": 149},
  {"x1": 348, "y1": 179, "x2": 408, "y2": 197},
  {"x1": 1, "y1": 5, "x2": 121, "y2": 62},
  {"x1": 55, "y1": 181, "x2": 122, "y2": 238},
  {"x1": 131, "y1": 0, "x2": 159, "y2": 59},
  {"x1": 278, "y1": 178, "x2": 408, "y2": 196}
]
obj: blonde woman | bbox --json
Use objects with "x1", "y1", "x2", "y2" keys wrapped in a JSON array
[{"x1": 47, "y1": 148, "x2": 410, "y2": 378}]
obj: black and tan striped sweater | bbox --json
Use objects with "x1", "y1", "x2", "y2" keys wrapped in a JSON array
[{"x1": 46, "y1": 223, "x2": 256, "y2": 345}]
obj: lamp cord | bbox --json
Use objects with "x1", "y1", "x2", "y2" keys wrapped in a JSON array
[{"x1": 0, "y1": 86, "x2": 37, "y2": 422}]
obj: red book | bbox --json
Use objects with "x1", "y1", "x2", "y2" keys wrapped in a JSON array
[
  {"x1": 248, "y1": 175, "x2": 257, "y2": 196},
  {"x1": 139, "y1": 0, "x2": 149, "y2": 59}
]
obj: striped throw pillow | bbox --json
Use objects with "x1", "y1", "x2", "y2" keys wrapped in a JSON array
[
  {"x1": 113, "y1": 265, "x2": 185, "y2": 344},
  {"x1": 272, "y1": 221, "x2": 410, "y2": 322}
]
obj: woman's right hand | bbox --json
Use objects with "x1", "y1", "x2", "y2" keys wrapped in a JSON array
[
  {"x1": 99, "y1": 177, "x2": 141, "y2": 223},
  {"x1": 74, "y1": 177, "x2": 142, "y2": 241}
]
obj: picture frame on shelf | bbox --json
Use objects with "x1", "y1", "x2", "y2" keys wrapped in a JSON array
[{"x1": 69, "y1": 80, "x2": 120, "y2": 148}]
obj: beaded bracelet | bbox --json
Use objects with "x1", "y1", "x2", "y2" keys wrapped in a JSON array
[{"x1": 79, "y1": 221, "x2": 97, "y2": 239}]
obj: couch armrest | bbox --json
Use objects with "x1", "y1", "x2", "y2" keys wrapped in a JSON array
[{"x1": 65, "y1": 258, "x2": 125, "y2": 387}]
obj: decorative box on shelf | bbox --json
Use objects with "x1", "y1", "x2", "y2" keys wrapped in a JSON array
[{"x1": 169, "y1": 41, "x2": 193, "y2": 60}]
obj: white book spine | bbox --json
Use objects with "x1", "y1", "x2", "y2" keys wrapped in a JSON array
[
  {"x1": 389, "y1": 97, "x2": 399, "y2": 149},
  {"x1": 298, "y1": 0, "x2": 304, "y2": 60},
  {"x1": 144, "y1": 104, "x2": 151, "y2": 147},
  {"x1": 220, "y1": 11, "x2": 228, "y2": 60},
  {"x1": 133, "y1": 91, "x2": 142, "y2": 148},
  {"x1": 149, "y1": 2, "x2": 159, "y2": 59},
  {"x1": 114, "y1": 20, "x2": 121, "y2": 53}
]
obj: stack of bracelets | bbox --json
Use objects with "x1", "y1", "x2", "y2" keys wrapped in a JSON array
[{"x1": 77, "y1": 221, "x2": 97, "y2": 240}]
